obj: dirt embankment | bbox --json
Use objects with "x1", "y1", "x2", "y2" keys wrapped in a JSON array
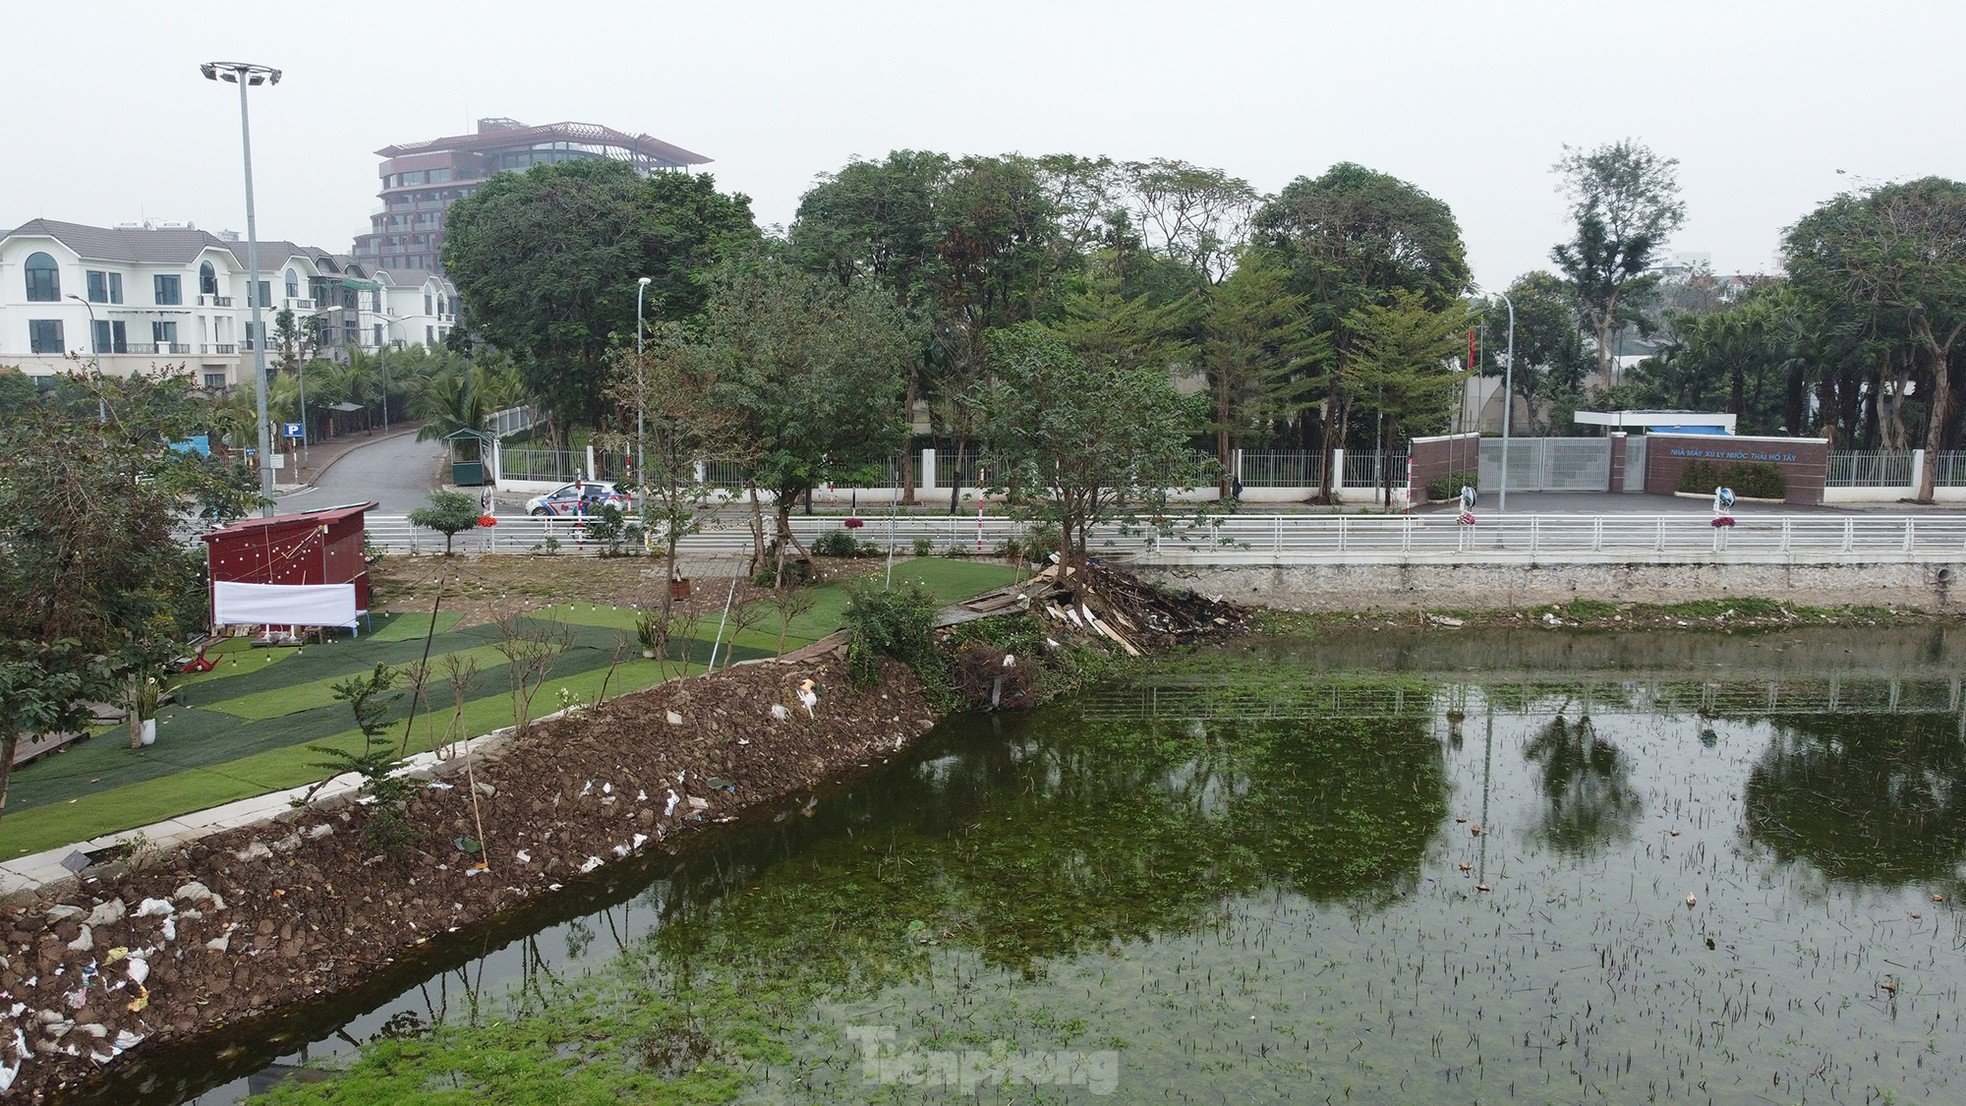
[{"x1": 1, "y1": 653, "x2": 934, "y2": 1102}]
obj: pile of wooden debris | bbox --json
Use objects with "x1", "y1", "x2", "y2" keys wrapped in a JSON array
[{"x1": 942, "y1": 563, "x2": 1253, "y2": 654}]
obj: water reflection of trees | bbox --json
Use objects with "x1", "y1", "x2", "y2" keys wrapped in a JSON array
[
  {"x1": 258, "y1": 707, "x2": 1450, "y2": 1101},
  {"x1": 644, "y1": 708, "x2": 1446, "y2": 987},
  {"x1": 1522, "y1": 715, "x2": 1641, "y2": 855},
  {"x1": 1745, "y1": 712, "x2": 1966, "y2": 885}
]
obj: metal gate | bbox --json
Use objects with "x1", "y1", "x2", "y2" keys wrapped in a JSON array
[
  {"x1": 1479, "y1": 437, "x2": 1612, "y2": 493},
  {"x1": 1622, "y1": 436, "x2": 1648, "y2": 493}
]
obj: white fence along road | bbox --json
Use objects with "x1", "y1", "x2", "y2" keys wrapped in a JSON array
[{"x1": 362, "y1": 514, "x2": 1966, "y2": 566}]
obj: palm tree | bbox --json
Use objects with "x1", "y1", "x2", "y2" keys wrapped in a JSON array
[{"x1": 414, "y1": 367, "x2": 490, "y2": 462}]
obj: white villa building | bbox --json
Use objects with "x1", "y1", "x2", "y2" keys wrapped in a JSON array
[{"x1": 0, "y1": 219, "x2": 458, "y2": 389}]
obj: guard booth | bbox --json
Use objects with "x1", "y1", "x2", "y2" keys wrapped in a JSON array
[
  {"x1": 446, "y1": 428, "x2": 492, "y2": 487},
  {"x1": 200, "y1": 502, "x2": 377, "y2": 640}
]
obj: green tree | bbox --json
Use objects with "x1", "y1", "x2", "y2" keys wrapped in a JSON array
[
  {"x1": 1786, "y1": 178, "x2": 1966, "y2": 499},
  {"x1": 1203, "y1": 255, "x2": 1321, "y2": 495},
  {"x1": 1481, "y1": 271, "x2": 1593, "y2": 434},
  {"x1": 408, "y1": 490, "x2": 482, "y2": 556},
  {"x1": 701, "y1": 258, "x2": 914, "y2": 582},
  {"x1": 1342, "y1": 289, "x2": 1473, "y2": 504},
  {"x1": 791, "y1": 151, "x2": 952, "y2": 504},
  {"x1": 978, "y1": 324, "x2": 1203, "y2": 577},
  {"x1": 0, "y1": 367, "x2": 222, "y2": 813},
  {"x1": 926, "y1": 155, "x2": 1060, "y2": 510},
  {"x1": 1636, "y1": 284, "x2": 1803, "y2": 434},
  {"x1": 1122, "y1": 159, "x2": 1260, "y2": 288},
  {"x1": 1253, "y1": 163, "x2": 1470, "y2": 501},
  {"x1": 1550, "y1": 140, "x2": 1687, "y2": 382},
  {"x1": 443, "y1": 158, "x2": 759, "y2": 431},
  {"x1": 606, "y1": 322, "x2": 739, "y2": 643}
]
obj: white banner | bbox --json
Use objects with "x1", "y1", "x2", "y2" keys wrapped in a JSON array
[{"x1": 213, "y1": 581, "x2": 360, "y2": 628}]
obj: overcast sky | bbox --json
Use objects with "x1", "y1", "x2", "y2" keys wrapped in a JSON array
[{"x1": 9, "y1": 0, "x2": 1963, "y2": 291}]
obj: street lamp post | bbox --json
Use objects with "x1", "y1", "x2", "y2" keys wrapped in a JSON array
[
  {"x1": 1490, "y1": 289, "x2": 1517, "y2": 513},
  {"x1": 377, "y1": 326, "x2": 390, "y2": 433},
  {"x1": 201, "y1": 60, "x2": 281, "y2": 513},
  {"x1": 66, "y1": 294, "x2": 106, "y2": 422},
  {"x1": 635, "y1": 275, "x2": 652, "y2": 495}
]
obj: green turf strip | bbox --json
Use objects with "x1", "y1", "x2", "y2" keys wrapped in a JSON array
[
  {"x1": 0, "y1": 654, "x2": 750, "y2": 859},
  {"x1": 0, "y1": 560, "x2": 1018, "y2": 857},
  {"x1": 367, "y1": 610, "x2": 464, "y2": 641}
]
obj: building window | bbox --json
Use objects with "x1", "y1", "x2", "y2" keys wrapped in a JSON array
[
  {"x1": 153, "y1": 321, "x2": 179, "y2": 347},
  {"x1": 426, "y1": 325, "x2": 435, "y2": 345},
  {"x1": 87, "y1": 269, "x2": 119, "y2": 303},
  {"x1": 92, "y1": 319, "x2": 128, "y2": 353},
  {"x1": 423, "y1": 293, "x2": 433, "y2": 315},
  {"x1": 154, "y1": 274, "x2": 182, "y2": 305},
  {"x1": 25, "y1": 252, "x2": 60, "y2": 302},
  {"x1": 204, "y1": 371, "x2": 227, "y2": 388},
  {"x1": 373, "y1": 323, "x2": 384, "y2": 347},
  {"x1": 199, "y1": 261, "x2": 218, "y2": 296},
  {"x1": 29, "y1": 319, "x2": 64, "y2": 353},
  {"x1": 284, "y1": 269, "x2": 299, "y2": 300}
]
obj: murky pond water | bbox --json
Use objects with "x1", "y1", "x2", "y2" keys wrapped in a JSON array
[{"x1": 84, "y1": 626, "x2": 1966, "y2": 1104}]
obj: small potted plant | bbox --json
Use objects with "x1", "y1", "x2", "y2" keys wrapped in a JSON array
[
  {"x1": 670, "y1": 574, "x2": 692, "y2": 600},
  {"x1": 130, "y1": 675, "x2": 162, "y2": 748}
]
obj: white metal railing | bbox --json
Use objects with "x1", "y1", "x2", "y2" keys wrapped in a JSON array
[
  {"x1": 359, "y1": 513, "x2": 1966, "y2": 563},
  {"x1": 1935, "y1": 451, "x2": 1966, "y2": 488},
  {"x1": 486, "y1": 404, "x2": 542, "y2": 440},
  {"x1": 1828, "y1": 450, "x2": 1915, "y2": 488}
]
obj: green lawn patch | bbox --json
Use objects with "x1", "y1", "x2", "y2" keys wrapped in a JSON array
[
  {"x1": 369, "y1": 611, "x2": 464, "y2": 641},
  {"x1": 0, "y1": 559, "x2": 1015, "y2": 859},
  {"x1": 200, "y1": 644, "x2": 516, "y2": 721}
]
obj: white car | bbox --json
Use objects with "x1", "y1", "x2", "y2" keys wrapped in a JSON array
[{"x1": 525, "y1": 480, "x2": 633, "y2": 517}]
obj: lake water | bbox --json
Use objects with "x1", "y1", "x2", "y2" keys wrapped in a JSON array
[{"x1": 78, "y1": 625, "x2": 1966, "y2": 1105}]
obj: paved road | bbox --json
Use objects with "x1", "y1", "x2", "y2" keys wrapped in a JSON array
[{"x1": 280, "y1": 429, "x2": 447, "y2": 515}]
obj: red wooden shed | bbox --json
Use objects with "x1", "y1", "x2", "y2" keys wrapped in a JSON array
[{"x1": 200, "y1": 502, "x2": 377, "y2": 632}]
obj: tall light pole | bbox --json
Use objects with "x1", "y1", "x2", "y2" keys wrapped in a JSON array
[
  {"x1": 1490, "y1": 289, "x2": 1517, "y2": 513},
  {"x1": 202, "y1": 60, "x2": 281, "y2": 513},
  {"x1": 635, "y1": 276, "x2": 652, "y2": 492},
  {"x1": 377, "y1": 319, "x2": 391, "y2": 433},
  {"x1": 66, "y1": 294, "x2": 106, "y2": 423}
]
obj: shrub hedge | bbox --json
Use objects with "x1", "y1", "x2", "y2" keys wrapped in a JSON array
[
  {"x1": 1426, "y1": 471, "x2": 1479, "y2": 502},
  {"x1": 1676, "y1": 459, "x2": 1786, "y2": 499}
]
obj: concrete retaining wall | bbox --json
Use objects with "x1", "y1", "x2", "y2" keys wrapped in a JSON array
[{"x1": 1137, "y1": 560, "x2": 1965, "y2": 612}]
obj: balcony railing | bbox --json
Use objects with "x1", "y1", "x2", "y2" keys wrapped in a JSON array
[
  {"x1": 201, "y1": 343, "x2": 239, "y2": 355},
  {"x1": 197, "y1": 294, "x2": 234, "y2": 307},
  {"x1": 120, "y1": 343, "x2": 191, "y2": 355},
  {"x1": 287, "y1": 298, "x2": 316, "y2": 310}
]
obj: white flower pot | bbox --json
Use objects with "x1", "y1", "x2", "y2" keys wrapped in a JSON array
[{"x1": 138, "y1": 718, "x2": 157, "y2": 746}]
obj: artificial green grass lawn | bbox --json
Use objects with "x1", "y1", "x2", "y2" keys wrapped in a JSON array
[{"x1": 0, "y1": 559, "x2": 1016, "y2": 860}]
